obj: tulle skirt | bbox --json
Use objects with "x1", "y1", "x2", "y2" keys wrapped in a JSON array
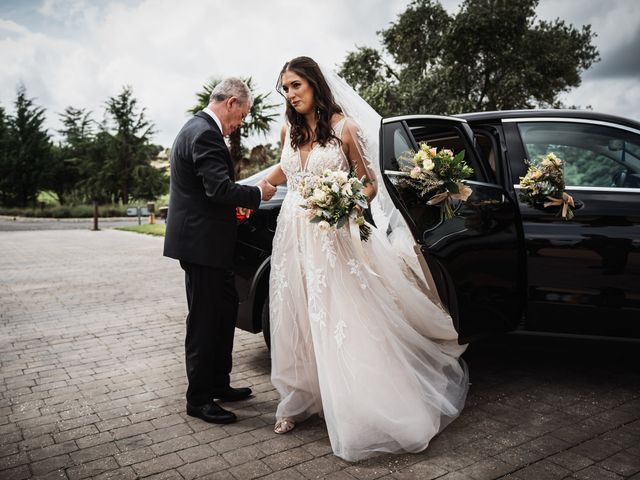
[{"x1": 269, "y1": 193, "x2": 469, "y2": 461}]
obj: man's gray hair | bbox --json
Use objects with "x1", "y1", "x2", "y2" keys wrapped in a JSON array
[{"x1": 210, "y1": 77, "x2": 252, "y2": 106}]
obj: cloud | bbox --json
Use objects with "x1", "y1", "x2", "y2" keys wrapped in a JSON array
[
  {"x1": 1, "y1": 0, "x2": 408, "y2": 146},
  {"x1": 0, "y1": 0, "x2": 638, "y2": 148}
]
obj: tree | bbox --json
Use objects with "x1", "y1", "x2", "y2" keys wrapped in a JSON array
[
  {"x1": 45, "y1": 107, "x2": 95, "y2": 204},
  {"x1": 103, "y1": 86, "x2": 158, "y2": 204},
  {"x1": 339, "y1": 0, "x2": 600, "y2": 116},
  {"x1": 0, "y1": 106, "x2": 9, "y2": 204},
  {"x1": 189, "y1": 78, "x2": 280, "y2": 177},
  {"x1": 0, "y1": 85, "x2": 52, "y2": 207}
]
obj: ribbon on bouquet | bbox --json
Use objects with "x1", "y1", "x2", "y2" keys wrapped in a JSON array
[
  {"x1": 427, "y1": 182, "x2": 474, "y2": 205},
  {"x1": 544, "y1": 192, "x2": 575, "y2": 219},
  {"x1": 348, "y1": 211, "x2": 380, "y2": 278}
]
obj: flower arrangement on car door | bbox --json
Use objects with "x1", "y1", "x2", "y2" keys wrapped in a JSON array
[
  {"x1": 400, "y1": 143, "x2": 474, "y2": 220},
  {"x1": 519, "y1": 152, "x2": 575, "y2": 220}
]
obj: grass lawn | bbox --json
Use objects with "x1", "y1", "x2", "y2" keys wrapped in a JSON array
[{"x1": 115, "y1": 223, "x2": 166, "y2": 236}]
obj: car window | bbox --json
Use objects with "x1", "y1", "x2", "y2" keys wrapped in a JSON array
[{"x1": 517, "y1": 122, "x2": 640, "y2": 189}]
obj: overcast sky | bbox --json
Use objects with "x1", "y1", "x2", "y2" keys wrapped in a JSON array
[{"x1": 1, "y1": 0, "x2": 639, "y2": 147}]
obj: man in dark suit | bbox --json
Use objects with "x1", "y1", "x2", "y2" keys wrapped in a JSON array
[{"x1": 164, "y1": 78, "x2": 276, "y2": 424}]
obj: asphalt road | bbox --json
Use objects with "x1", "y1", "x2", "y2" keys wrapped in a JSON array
[{"x1": 0, "y1": 216, "x2": 155, "y2": 231}]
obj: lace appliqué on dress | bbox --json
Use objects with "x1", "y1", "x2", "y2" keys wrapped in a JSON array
[
  {"x1": 307, "y1": 265, "x2": 327, "y2": 329},
  {"x1": 347, "y1": 259, "x2": 367, "y2": 290},
  {"x1": 271, "y1": 258, "x2": 289, "y2": 307}
]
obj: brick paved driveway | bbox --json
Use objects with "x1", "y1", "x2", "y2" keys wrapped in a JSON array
[{"x1": 1, "y1": 229, "x2": 639, "y2": 480}]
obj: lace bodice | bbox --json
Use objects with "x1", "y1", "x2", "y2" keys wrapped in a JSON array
[{"x1": 280, "y1": 118, "x2": 350, "y2": 192}]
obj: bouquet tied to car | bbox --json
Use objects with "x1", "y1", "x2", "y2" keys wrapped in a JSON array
[
  {"x1": 519, "y1": 152, "x2": 575, "y2": 220},
  {"x1": 399, "y1": 142, "x2": 474, "y2": 220}
]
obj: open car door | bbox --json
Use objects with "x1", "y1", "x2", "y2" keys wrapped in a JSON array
[{"x1": 380, "y1": 116, "x2": 524, "y2": 342}]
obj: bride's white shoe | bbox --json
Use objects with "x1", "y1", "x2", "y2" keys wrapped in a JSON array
[{"x1": 274, "y1": 418, "x2": 295, "y2": 434}]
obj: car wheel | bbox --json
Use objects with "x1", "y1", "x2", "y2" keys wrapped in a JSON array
[{"x1": 261, "y1": 295, "x2": 271, "y2": 350}]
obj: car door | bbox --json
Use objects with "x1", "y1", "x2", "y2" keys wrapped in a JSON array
[
  {"x1": 380, "y1": 116, "x2": 525, "y2": 342},
  {"x1": 502, "y1": 117, "x2": 640, "y2": 337}
]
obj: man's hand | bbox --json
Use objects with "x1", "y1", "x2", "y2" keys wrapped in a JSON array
[
  {"x1": 236, "y1": 207, "x2": 252, "y2": 219},
  {"x1": 257, "y1": 179, "x2": 277, "y2": 201}
]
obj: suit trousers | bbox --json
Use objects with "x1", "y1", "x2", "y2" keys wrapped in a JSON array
[{"x1": 180, "y1": 260, "x2": 238, "y2": 405}]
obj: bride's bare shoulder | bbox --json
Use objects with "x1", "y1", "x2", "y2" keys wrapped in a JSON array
[{"x1": 330, "y1": 113, "x2": 345, "y2": 128}]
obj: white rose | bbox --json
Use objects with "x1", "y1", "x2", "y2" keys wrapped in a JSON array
[
  {"x1": 341, "y1": 183, "x2": 353, "y2": 196},
  {"x1": 423, "y1": 159, "x2": 435, "y2": 172},
  {"x1": 410, "y1": 166, "x2": 422, "y2": 178},
  {"x1": 443, "y1": 149, "x2": 454, "y2": 157},
  {"x1": 318, "y1": 220, "x2": 330, "y2": 231},
  {"x1": 312, "y1": 188, "x2": 327, "y2": 203}
]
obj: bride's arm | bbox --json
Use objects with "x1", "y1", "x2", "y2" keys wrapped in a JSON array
[
  {"x1": 264, "y1": 125, "x2": 289, "y2": 186},
  {"x1": 343, "y1": 119, "x2": 378, "y2": 201}
]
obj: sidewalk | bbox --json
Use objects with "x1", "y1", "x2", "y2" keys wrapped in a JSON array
[{"x1": 1, "y1": 229, "x2": 639, "y2": 479}]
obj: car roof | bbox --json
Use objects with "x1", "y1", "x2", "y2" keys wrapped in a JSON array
[{"x1": 455, "y1": 109, "x2": 640, "y2": 130}]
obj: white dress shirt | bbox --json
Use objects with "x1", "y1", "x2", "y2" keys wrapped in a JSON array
[{"x1": 202, "y1": 107, "x2": 223, "y2": 134}]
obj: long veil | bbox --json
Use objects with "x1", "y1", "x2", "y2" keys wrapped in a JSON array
[{"x1": 318, "y1": 63, "x2": 443, "y2": 306}]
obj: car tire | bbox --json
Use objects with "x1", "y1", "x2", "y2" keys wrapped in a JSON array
[{"x1": 261, "y1": 295, "x2": 271, "y2": 350}]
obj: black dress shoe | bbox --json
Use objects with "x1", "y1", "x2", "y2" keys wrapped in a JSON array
[
  {"x1": 211, "y1": 386, "x2": 252, "y2": 402},
  {"x1": 186, "y1": 401, "x2": 237, "y2": 424}
]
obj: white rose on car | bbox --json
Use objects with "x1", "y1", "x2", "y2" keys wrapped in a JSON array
[{"x1": 423, "y1": 159, "x2": 435, "y2": 171}]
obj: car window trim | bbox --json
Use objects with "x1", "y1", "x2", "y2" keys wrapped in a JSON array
[
  {"x1": 383, "y1": 115, "x2": 468, "y2": 124},
  {"x1": 513, "y1": 185, "x2": 640, "y2": 193},
  {"x1": 501, "y1": 117, "x2": 640, "y2": 136}
]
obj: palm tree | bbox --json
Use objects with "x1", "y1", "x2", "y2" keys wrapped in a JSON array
[{"x1": 188, "y1": 78, "x2": 280, "y2": 176}]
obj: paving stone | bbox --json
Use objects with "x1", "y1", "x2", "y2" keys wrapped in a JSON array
[
  {"x1": 0, "y1": 464, "x2": 31, "y2": 480},
  {"x1": 262, "y1": 446, "x2": 314, "y2": 471},
  {"x1": 176, "y1": 443, "x2": 216, "y2": 463},
  {"x1": 512, "y1": 460, "x2": 571, "y2": 480},
  {"x1": 114, "y1": 446, "x2": 156, "y2": 467},
  {"x1": 388, "y1": 460, "x2": 447, "y2": 480},
  {"x1": 597, "y1": 449, "x2": 640, "y2": 477},
  {"x1": 176, "y1": 455, "x2": 230, "y2": 480},
  {"x1": 572, "y1": 465, "x2": 625, "y2": 479},
  {"x1": 547, "y1": 451, "x2": 594, "y2": 471},
  {"x1": 30, "y1": 454, "x2": 74, "y2": 476},
  {"x1": 131, "y1": 452, "x2": 184, "y2": 477},
  {"x1": 66, "y1": 456, "x2": 119, "y2": 480},
  {"x1": 220, "y1": 444, "x2": 266, "y2": 467},
  {"x1": 569, "y1": 437, "x2": 625, "y2": 462},
  {"x1": 69, "y1": 443, "x2": 120, "y2": 465},
  {"x1": 295, "y1": 455, "x2": 349, "y2": 478},
  {"x1": 227, "y1": 459, "x2": 272, "y2": 479}
]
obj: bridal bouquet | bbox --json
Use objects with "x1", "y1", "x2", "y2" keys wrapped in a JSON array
[
  {"x1": 298, "y1": 169, "x2": 372, "y2": 241},
  {"x1": 400, "y1": 142, "x2": 474, "y2": 220},
  {"x1": 519, "y1": 152, "x2": 575, "y2": 220}
]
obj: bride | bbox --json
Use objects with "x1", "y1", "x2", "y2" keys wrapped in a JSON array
[{"x1": 263, "y1": 56, "x2": 468, "y2": 462}]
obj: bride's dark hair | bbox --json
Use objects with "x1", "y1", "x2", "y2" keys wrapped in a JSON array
[{"x1": 277, "y1": 56, "x2": 343, "y2": 151}]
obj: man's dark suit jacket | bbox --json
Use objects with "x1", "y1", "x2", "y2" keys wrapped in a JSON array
[{"x1": 163, "y1": 111, "x2": 261, "y2": 269}]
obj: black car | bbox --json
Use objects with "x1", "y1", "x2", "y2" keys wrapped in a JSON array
[{"x1": 234, "y1": 110, "x2": 640, "y2": 347}]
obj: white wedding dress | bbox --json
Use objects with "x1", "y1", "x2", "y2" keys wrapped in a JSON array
[{"x1": 269, "y1": 117, "x2": 469, "y2": 462}]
